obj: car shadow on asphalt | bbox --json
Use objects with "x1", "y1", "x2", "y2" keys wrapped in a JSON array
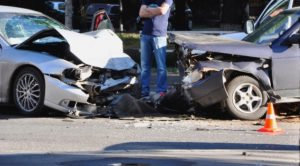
[
  {"x1": 0, "y1": 106, "x2": 66, "y2": 120},
  {"x1": 0, "y1": 142, "x2": 298, "y2": 165},
  {"x1": 103, "y1": 141, "x2": 300, "y2": 152},
  {"x1": 0, "y1": 104, "x2": 234, "y2": 121}
]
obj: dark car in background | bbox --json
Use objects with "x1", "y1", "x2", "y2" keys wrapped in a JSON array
[
  {"x1": 44, "y1": 0, "x2": 65, "y2": 23},
  {"x1": 167, "y1": 4, "x2": 193, "y2": 31},
  {"x1": 86, "y1": 3, "x2": 120, "y2": 30}
]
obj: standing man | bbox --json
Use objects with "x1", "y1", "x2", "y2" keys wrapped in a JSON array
[{"x1": 139, "y1": 0, "x2": 173, "y2": 99}]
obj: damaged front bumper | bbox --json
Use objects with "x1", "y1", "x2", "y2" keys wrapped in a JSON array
[
  {"x1": 43, "y1": 68, "x2": 139, "y2": 115},
  {"x1": 44, "y1": 75, "x2": 91, "y2": 113},
  {"x1": 183, "y1": 70, "x2": 228, "y2": 107}
]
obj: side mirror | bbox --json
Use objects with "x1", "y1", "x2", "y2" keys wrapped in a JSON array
[
  {"x1": 244, "y1": 20, "x2": 254, "y2": 34},
  {"x1": 283, "y1": 34, "x2": 300, "y2": 45}
]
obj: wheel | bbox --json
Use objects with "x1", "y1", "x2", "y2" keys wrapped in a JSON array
[
  {"x1": 13, "y1": 67, "x2": 45, "y2": 115},
  {"x1": 225, "y1": 76, "x2": 267, "y2": 120}
]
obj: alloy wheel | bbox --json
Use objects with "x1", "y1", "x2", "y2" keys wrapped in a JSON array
[
  {"x1": 15, "y1": 73, "x2": 41, "y2": 112},
  {"x1": 232, "y1": 83, "x2": 263, "y2": 114}
]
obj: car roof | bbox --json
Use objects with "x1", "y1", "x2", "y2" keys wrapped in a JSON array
[{"x1": 0, "y1": 5, "x2": 42, "y2": 15}]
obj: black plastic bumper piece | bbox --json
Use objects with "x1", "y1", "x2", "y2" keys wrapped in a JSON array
[{"x1": 186, "y1": 71, "x2": 228, "y2": 107}]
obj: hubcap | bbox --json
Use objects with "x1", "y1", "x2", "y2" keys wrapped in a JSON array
[
  {"x1": 233, "y1": 83, "x2": 262, "y2": 114},
  {"x1": 16, "y1": 74, "x2": 41, "y2": 112}
]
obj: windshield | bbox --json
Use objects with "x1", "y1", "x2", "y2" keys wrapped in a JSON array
[
  {"x1": 243, "y1": 11, "x2": 299, "y2": 44},
  {"x1": 0, "y1": 13, "x2": 66, "y2": 45}
]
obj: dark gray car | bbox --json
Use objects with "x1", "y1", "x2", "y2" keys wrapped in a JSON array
[{"x1": 169, "y1": 8, "x2": 300, "y2": 120}]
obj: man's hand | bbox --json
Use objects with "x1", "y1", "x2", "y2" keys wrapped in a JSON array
[{"x1": 139, "y1": 3, "x2": 170, "y2": 18}]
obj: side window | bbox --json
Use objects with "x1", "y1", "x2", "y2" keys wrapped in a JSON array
[{"x1": 259, "y1": 0, "x2": 289, "y2": 25}]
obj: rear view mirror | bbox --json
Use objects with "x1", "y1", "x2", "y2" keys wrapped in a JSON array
[{"x1": 245, "y1": 20, "x2": 254, "y2": 34}]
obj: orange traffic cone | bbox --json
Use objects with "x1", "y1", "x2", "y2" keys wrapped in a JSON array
[{"x1": 258, "y1": 102, "x2": 283, "y2": 133}]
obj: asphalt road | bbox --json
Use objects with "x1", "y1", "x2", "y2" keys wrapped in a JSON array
[{"x1": 0, "y1": 106, "x2": 299, "y2": 166}]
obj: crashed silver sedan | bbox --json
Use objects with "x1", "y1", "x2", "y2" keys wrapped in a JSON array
[
  {"x1": 169, "y1": 8, "x2": 300, "y2": 120},
  {"x1": 0, "y1": 6, "x2": 139, "y2": 115}
]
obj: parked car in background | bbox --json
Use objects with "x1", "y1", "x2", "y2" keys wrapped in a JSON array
[
  {"x1": 223, "y1": 0, "x2": 300, "y2": 40},
  {"x1": 86, "y1": 3, "x2": 120, "y2": 30},
  {"x1": 0, "y1": 5, "x2": 139, "y2": 116},
  {"x1": 45, "y1": 0, "x2": 65, "y2": 13},
  {"x1": 169, "y1": 8, "x2": 300, "y2": 120},
  {"x1": 44, "y1": 0, "x2": 65, "y2": 23},
  {"x1": 168, "y1": 4, "x2": 193, "y2": 30}
]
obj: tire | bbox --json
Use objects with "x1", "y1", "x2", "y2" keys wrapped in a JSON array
[
  {"x1": 225, "y1": 76, "x2": 267, "y2": 120},
  {"x1": 13, "y1": 67, "x2": 45, "y2": 115}
]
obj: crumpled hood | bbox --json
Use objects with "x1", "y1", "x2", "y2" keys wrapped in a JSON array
[
  {"x1": 169, "y1": 32, "x2": 272, "y2": 59},
  {"x1": 16, "y1": 28, "x2": 136, "y2": 70},
  {"x1": 56, "y1": 29, "x2": 136, "y2": 70}
]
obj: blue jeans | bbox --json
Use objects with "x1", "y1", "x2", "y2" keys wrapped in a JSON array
[{"x1": 140, "y1": 34, "x2": 167, "y2": 97}]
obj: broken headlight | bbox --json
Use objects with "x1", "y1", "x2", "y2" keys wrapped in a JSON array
[
  {"x1": 63, "y1": 65, "x2": 92, "y2": 81},
  {"x1": 183, "y1": 69, "x2": 203, "y2": 84}
]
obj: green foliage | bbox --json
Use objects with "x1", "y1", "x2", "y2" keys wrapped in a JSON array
[{"x1": 117, "y1": 32, "x2": 140, "y2": 49}]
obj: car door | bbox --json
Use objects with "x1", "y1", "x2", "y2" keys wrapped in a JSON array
[
  {"x1": 90, "y1": 10, "x2": 114, "y2": 31},
  {"x1": 0, "y1": 43, "x2": 2, "y2": 102},
  {"x1": 272, "y1": 27, "x2": 300, "y2": 97},
  {"x1": 109, "y1": 5, "x2": 120, "y2": 29},
  {"x1": 0, "y1": 39, "x2": 6, "y2": 103}
]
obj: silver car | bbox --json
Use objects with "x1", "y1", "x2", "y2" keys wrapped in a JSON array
[
  {"x1": 0, "y1": 6, "x2": 139, "y2": 115},
  {"x1": 169, "y1": 8, "x2": 300, "y2": 120}
]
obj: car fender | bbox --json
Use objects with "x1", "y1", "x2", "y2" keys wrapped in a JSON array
[
  {"x1": 196, "y1": 60, "x2": 273, "y2": 98},
  {"x1": 5, "y1": 49, "x2": 78, "y2": 75}
]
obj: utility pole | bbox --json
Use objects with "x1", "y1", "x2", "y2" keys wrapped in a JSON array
[{"x1": 65, "y1": 0, "x2": 73, "y2": 29}]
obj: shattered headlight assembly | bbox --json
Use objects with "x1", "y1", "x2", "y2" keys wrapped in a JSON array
[
  {"x1": 183, "y1": 69, "x2": 203, "y2": 84},
  {"x1": 183, "y1": 67, "x2": 219, "y2": 84},
  {"x1": 63, "y1": 65, "x2": 93, "y2": 81}
]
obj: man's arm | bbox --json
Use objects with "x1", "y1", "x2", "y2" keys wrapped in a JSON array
[
  {"x1": 139, "y1": 5, "x2": 155, "y2": 18},
  {"x1": 139, "y1": 2, "x2": 171, "y2": 18}
]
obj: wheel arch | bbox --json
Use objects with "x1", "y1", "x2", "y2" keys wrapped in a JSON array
[
  {"x1": 223, "y1": 69, "x2": 269, "y2": 106},
  {"x1": 9, "y1": 65, "x2": 45, "y2": 103},
  {"x1": 223, "y1": 69, "x2": 268, "y2": 92}
]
